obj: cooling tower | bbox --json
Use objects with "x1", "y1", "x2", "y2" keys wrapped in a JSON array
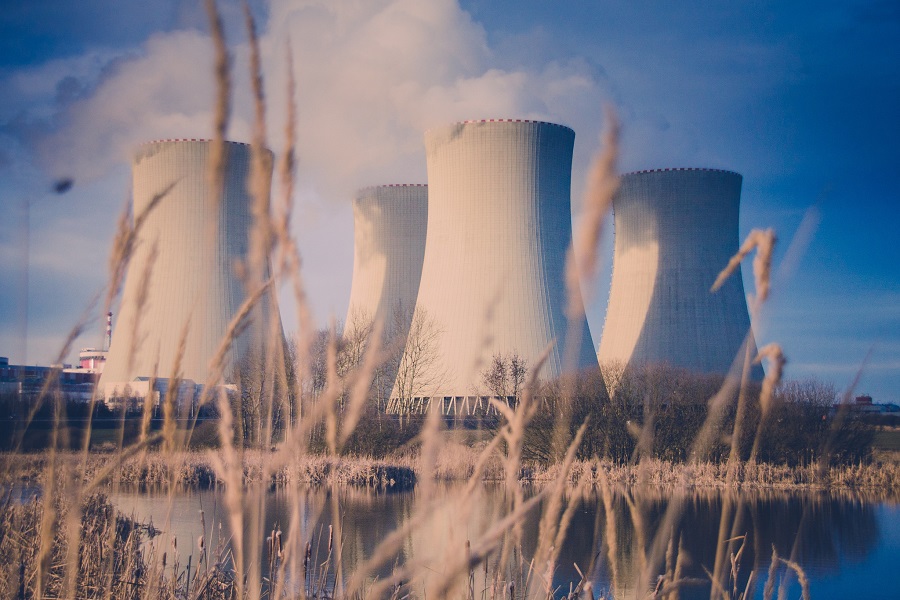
[
  {"x1": 389, "y1": 120, "x2": 597, "y2": 413},
  {"x1": 101, "y1": 139, "x2": 279, "y2": 389},
  {"x1": 344, "y1": 185, "x2": 428, "y2": 333},
  {"x1": 597, "y1": 168, "x2": 763, "y2": 380}
]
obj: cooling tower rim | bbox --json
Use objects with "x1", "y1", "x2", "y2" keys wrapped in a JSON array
[
  {"x1": 623, "y1": 167, "x2": 742, "y2": 178},
  {"x1": 425, "y1": 118, "x2": 574, "y2": 135},
  {"x1": 358, "y1": 184, "x2": 428, "y2": 190},
  {"x1": 139, "y1": 138, "x2": 254, "y2": 147}
]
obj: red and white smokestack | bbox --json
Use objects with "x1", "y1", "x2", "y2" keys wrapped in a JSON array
[{"x1": 105, "y1": 312, "x2": 112, "y2": 352}]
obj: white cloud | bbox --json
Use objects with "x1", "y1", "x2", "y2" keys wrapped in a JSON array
[
  {"x1": 261, "y1": 0, "x2": 606, "y2": 201},
  {"x1": 24, "y1": 0, "x2": 608, "y2": 201},
  {"x1": 33, "y1": 31, "x2": 226, "y2": 181}
]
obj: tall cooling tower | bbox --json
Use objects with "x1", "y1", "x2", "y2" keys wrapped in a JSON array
[
  {"x1": 101, "y1": 139, "x2": 279, "y2": 388},
  {"x1": 344, "y1": 185, "x2": 428, "y2": 333},
  {"x1": 389, "y1": 120, "x2": 597, "y2": 414},
  {"x1": 597, "y1": 168, "x2": 763, "y2": 379}
]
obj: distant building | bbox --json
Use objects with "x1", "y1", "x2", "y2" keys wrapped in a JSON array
[
  {"x1": 73, "y1": 348, "x2": 107, "y2": 373},
  {"x1": 104, "y1": 377, "x2": 192, "y2": 411},
  {"x1": 832, "y1": 395, "x2": 900, "y2": 414},
  {"x1": 103, "y1": 377, "x2": 235, "y2": 416},
  {"x1": 0, "y1": 355, "x2": 98, "y2": 400},
  {"x1": 73, "y1": 312, "x2": 112, "y2": 374}
]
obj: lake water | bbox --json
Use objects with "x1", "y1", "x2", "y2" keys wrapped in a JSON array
[{"x1": 110, "y1": 484, "x2": 899, "y2": 599}]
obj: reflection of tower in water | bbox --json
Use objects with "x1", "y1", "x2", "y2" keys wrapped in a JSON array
[
  {"x1": 108, "y1": 485, "x2": 882, "y2": 597},
  {"x1": 559, "y1": 488, "x2": 881, "y2": 598}
]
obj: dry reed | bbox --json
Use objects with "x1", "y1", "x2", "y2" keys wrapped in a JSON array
[{"x1": 711, "y1": 228, "x2": 777, "y2": 310}]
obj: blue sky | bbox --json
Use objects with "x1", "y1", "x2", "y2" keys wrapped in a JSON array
[{"x1": 0, "y1": 0, "x2": 897, "y2": 401}]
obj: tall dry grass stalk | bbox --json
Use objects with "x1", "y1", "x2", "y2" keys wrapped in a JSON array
[
  {"x1": 608, "y1": 215, "x2": 786, "y2": 598},
  {"x1": 555, "y1": 107, "x2": 619, "y2": 466},
  {"x1": 711, "y1": 227, "x2": 777, "y2": 313},
  {"x1": 596, "y1": 468, "x2": 621, "y2": 597},
  {"x1": 565, "y1": 106, "x2": 620, "y2": 320},
  {"x1": 105, "y1": 182, "x2": 174, "y2": 313},
  {"x1": 244, "y1": 0, "x2": 272, "y2": 290},
  {"x1": 749, "y1": 344, "x2": 786, "y2": 462},
  {"x1": 339, "y1": 321, "x2": 384, "y2": 448},
  {"x1": 63, "y1": 183, "x2": 172, "y2": 515},
  {"x1": 536, "y1": 424, "x2": 590, "y2": 574},
  {"x1": 273, "y1": 38, "x2": 315, "y2": 436},
  {"x1": 162, "y1": 322, "x2": 189, "y2": 455},
  {"x1": 203, "y1": 0, "x2": 231, "y2": 224}
]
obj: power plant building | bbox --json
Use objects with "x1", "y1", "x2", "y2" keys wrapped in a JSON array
[
  {"x1": 597, "y1": 168, "x2": 764, "y2": 379},
  {"x1": 344, "y1": 185, "x2": 428, "y2": 333},
  {"x1": 101, "y1": 140, "x2": 279, "y2": 395},
  {"x1": 389, "y1": 120, "x2": 597, "y2": 413}
]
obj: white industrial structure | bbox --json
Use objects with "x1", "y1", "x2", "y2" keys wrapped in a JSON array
[
  {"x1": 344, "y1": 185, "x2": 428, "y2": 334},
  {"x1": 389, "y1": 120, "x2": 597, "y2": 414},
  {"x1": 101, "y1": 139, "x2": 279, "y2": 395},
  {"x1": 597, "y1": 168, "x2": 764, "y2": 379}
]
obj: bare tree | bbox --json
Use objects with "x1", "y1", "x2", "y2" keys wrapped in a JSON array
[
  {"x1": 301, "y1": 303, "x2": 442, "y2": 415},
  {"x1": 306, "y1": 328, "x2": 331, "y2": 399},
  {"x1": 391, "y1": 307, "x2": 444, "y2": 412},
  {"x1": 482, "y1": 354, "x2": 509, "y2": 398},
  {"x1": 231, "y1": 351, "x2": 260, "y2": 446},
  {"x1": 336, "y1": 307, "x2": 410, "y2": 412},
  {"x1": 223, "y1": 332, "x2": 306, "y2": 448},
  {"x1": 367, "y1": 302, "x2": 414, "y2": 410},
  {"x1": 339, "y1": 310, "x2": 374, "y2": 379},
  {"x1": 335, "y1": 310, "x2": 376, "y2": 410},
  {"x1": 509, "y1": 353, "x2": 527, "y2": 399},
  {"x1": 599, "y1": 359, "x2": 628, "y2": 400},
  {"x1": 481, "y1": 352, "x2": 528, "y2": 402},
  {"x1": 281, "y1": 337, "x2": 301, "y2": 429}
]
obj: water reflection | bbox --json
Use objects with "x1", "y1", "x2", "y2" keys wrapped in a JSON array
[
  {"x1": 532, "y1": 488, "x2": 883, "y2": 598},
  {"x1": 110, "y1": 484, "x2": 895, "y2": 599}
]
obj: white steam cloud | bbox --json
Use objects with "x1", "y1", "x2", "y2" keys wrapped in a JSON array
[{"x1": 9, "y1": 0, "x2": 609, "y2": 344}]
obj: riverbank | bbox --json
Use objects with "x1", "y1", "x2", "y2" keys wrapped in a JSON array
[
  {"x1": 0, "y1": 451, "x2": 417, "y2": 490},
  {"x1": 3, "y1": 446, "x2": 899, "y2": 497}
]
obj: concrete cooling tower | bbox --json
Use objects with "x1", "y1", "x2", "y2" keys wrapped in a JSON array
[
  {"x1": 389, "y1": 119, "x2": 597, "y2": 414},
  {"x1": 344, "y1": 185, "x2": 428, "y2": 334},
  {"x1": 101, "y1": 139, "x2": 280, "y2": 392},
  {"x1": 597, "y1": 168, "x2": 764, "y2": 380}
]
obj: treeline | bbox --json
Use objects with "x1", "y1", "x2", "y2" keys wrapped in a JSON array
[
  {"x1": 0, "y1": 393, "x2": 220, "y2": 451},
  {"x1": 523, "y1": 365, "x2": 873, "y2": 466},
  {"x1": 3, "y1": 359, "x2": 876, "y2": 466},
  {"x1": 237, "y1": 357, "x2": 875, "y2": 466}
]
